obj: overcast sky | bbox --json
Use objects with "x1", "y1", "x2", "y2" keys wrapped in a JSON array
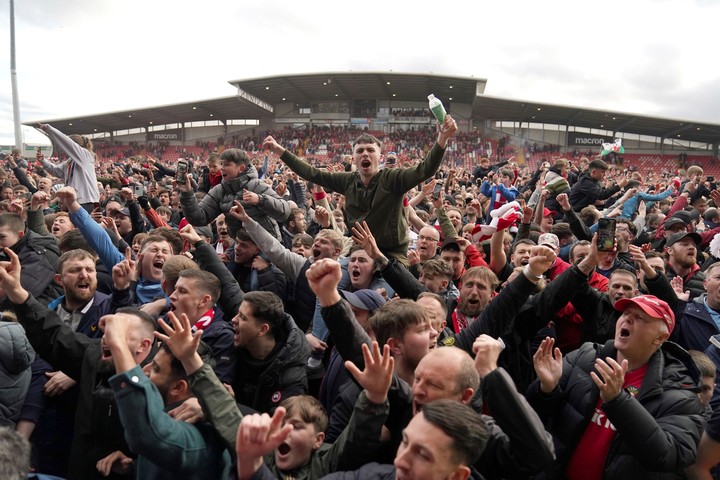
[{"x1": 2, "y1": 0, "x2": 719, "y2": 146}]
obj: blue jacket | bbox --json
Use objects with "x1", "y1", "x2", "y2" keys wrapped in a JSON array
[
  {"x1": 480, "y1": 181, "x2": 519, "y2": 219},
  {"x1": 621, "y1": 188, "x2": 674, "y2": 219},
  {"x1": 47, "y1": 288, "x2": 132, "y2": 339},
  {"x1": 69, "y1": 207, "x2": 165, "y2": 304},
  {"x1": 110, "y1": 366, "x2": 230, "y2": 480},
  {"x1": 672, "y1": 295, "x2": 720, "y2": 353}
]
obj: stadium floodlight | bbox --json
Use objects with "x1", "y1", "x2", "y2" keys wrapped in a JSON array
[{"x1": 10, "y1": 0, "x2": 23, "y2": 149}]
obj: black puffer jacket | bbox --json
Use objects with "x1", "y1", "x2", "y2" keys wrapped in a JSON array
[
  {"x1": 568, "y1": 171, "x2": 621, "y2": 212},
  {"x1": 180, "y1": 164, "x2": 290, "y2": 239},
  {"x1": 0, "y1": 321, "x2": 35, "y2": 427},
  {"x1": 0, "y1": 230, "x2": 62, "y2": 310},
  {"x1": 527, "y1": 340, "x2": 705, "y2": 479},
  {"x1": 232, "y1": 313, "x2": 310, "y2": 414}
]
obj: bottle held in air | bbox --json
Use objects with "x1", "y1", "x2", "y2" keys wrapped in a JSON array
[{"x1": 427, "y1": 94, "x2": 446, "y2": 123}]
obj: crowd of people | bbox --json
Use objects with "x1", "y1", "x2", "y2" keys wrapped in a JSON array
[{"x1": 1, "y1": 115, "x2": 720, "y2": 480}]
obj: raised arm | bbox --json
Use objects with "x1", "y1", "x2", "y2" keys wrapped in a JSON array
[
  {"x1": 488, "y1": 229, "x2": 508, "y2": 275},
  {"x1": 352, "y1": 221, "x2": 427, "y2": 301},
  {"x1": 156, "y1": 312, "x2": 242, "y2": 454},
  {"x1": 27, "y1": 192, "x2": 53, "y2": 237},
  {"x1": 308, "y1": 258, "x2": 371, "y2": 371},
  {"x1": 0, "y1": 248, "x2": 91, "y2": 380},
  {"x1": 263, "y1": 136, "x2": 350, "y2": 194},
  {"x1": 41, "y1": 124, "x2": 94, "y2": 166},
  {"x1": 556, "y1": 193, "x2": 591, "y2": 241},
  {"x1": 179, "y1": 224, "x2": 245, "y2": 318},
  {"x1": 228, "y1": 200, "x2": 306, "y2": 280},
  {"x1": 61, "y1": 187, "x2": 124, "y2": 270}
]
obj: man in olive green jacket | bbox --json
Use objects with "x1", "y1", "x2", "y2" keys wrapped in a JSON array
[{"x1": 262, "y1": 115, "x2": 458, "y2": 262}]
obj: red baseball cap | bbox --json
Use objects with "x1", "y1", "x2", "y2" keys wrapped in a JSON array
[
  {"x1": 614, "y1": 295, "x2": 675, "y2": 334},
  {"x1": 543, "y1": 207, "x2": 556, "y2": 218}
]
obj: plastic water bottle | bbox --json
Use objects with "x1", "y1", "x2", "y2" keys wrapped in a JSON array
[{"x1": 427, "y1": 94, "x2": 446, "y2": 124}]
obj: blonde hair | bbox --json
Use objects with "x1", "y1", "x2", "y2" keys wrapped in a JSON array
[
  {"x1": 687, "y1": 165, "x2": 704, "y2": 177},
  {"x1": 69, "y1": 135, "x2": 95, "y2": 154}
]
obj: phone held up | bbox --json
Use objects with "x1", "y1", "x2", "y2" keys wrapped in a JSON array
[
  {"x1": 432, "y1": 181, "x2": 444, "y2": 199},
  {"x1": 596, "y1": 218, "x2": 616, "y2": 252},
  {"x1": 175, "y1": 159, "x2": 188, "y2": 183}
]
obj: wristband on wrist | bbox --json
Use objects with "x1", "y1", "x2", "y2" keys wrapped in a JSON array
[{"x1": 523, "y1": 264, "x2": 542, "y2": 281}]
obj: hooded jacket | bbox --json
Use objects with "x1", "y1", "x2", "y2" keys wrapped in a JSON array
[
  {"x1": 527, "y1": 340, "x2": 705, "y2": 479},
  {"x1": 0, "y1": 321, "x2": 35, "y2": 427},
  {"x1": 180, "y1": 164, "x2": 291, "y2": 239},
  {"x1": 0, "y1": 230, "x2": 62, "y2": 310},
  {"x1": 232, "y1": 313, "x2": 310, "y2": 413}
]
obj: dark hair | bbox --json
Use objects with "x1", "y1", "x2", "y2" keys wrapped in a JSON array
[
  {"x1": 704, "y1": 207, "x2": 719, "y2": 222},
  {"x1": 289, "y1": 208, "x2": 304, "y2": 224},
  {"x1": 352, "y1": 133, "x2": 382, "y2": 148},
  {"x1": 219, "y1": 148, "x2": 251, "y2": 166},
  {"x1": 440, "y1": 241, "x2": 461, "y2": 254},
  {"x1": 420, "y1": 400, "x2": 489, "y2": 466},
  {"x1": 511, "y1": 238, "x2": 535, "y2": 255},
  {"x1": 588, "y1": 159, "x2": 609, "y2": 171},
  {"x1": 616, "y1": 218, "x2": 637, "y2": 237},
  {"x1": 235, "y1": 228, "x2": 256, "y2": 244},
  {"x1": 160, "y1": 340, "x2": 214, "y2": 381},
  {"x1": 292, "y1": 233, "x2": 313, "y2": 247},
  {"x1": 646, "y1": 212, "x2": 666, "y2": 230},
  {"x1": 550, "y1": 222, "x2": 573, "y2": 240},
  {"x1": 59, "y1": 229, "x2": 97, "y2": 255},
  {"x1": 348, "y1": 244, "x2": 366, "y2": 256},
  {"x1": 242, "y1": 291, "x2": 285, "y2": 339}
]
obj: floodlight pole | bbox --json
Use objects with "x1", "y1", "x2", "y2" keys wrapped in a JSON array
[{"x1": 10, "y1": 0, "x2": 23, "y2": 149}]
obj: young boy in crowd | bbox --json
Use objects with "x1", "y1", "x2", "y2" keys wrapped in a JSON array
[{"x1": 0, "y1": 212, "x2": 62, "y2": 308}]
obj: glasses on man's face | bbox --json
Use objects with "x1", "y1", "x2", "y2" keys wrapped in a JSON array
[
  {"x1": 418, "y1": 235, "x2": 439, "y2": 243},
  {"x1": 616, "y1": 225, "x2": 629, "y2": 232}
]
